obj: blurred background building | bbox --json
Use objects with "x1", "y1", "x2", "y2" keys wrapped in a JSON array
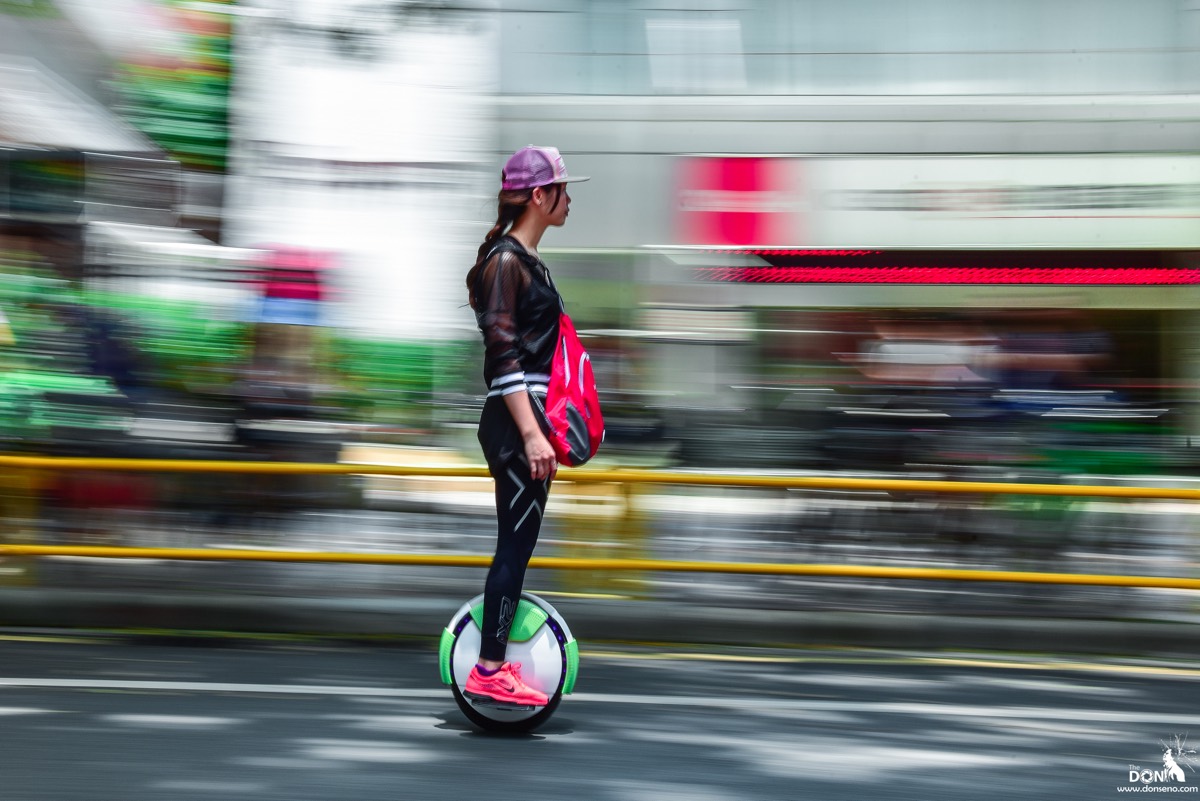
[{"x1": 481, "y1": 0, "x2": 1200, "y2": 477}]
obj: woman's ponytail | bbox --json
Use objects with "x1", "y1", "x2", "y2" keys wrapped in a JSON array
[{"x1": 467, "y1": 189, "x2": 533, "y2": 310}]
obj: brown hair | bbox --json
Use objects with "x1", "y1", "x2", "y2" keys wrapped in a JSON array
[
  {"x1": 466, "y1": 184, "x2": 564, "y2": 310},
  {"x1": 466, "y1": 188, "x2": 533, "y2": 310}
]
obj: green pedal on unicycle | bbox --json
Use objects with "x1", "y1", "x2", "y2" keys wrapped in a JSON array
[{"x1": 439, "y1": 591, "x2": 579, "y2": 733}]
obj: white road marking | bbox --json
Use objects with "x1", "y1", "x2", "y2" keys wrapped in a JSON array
[
  {"x1": 0, "y1": 676, "x2": 1197, "y2": 725},
  {"x1": 299, "y1": 738, "x2": 436, "y2": 763},
  {"x1": 0, "y1": 678, "x2": 446, "y2": 697},
  {"x1": 154, "y1": 781, "x2": 268, "y2": 792},
  {"x1": 567, "y1": 693, "x2": 1200, "y2": 726},
  {"x1": 102, "y1": 714, "x2": 245, "y2": 727}
]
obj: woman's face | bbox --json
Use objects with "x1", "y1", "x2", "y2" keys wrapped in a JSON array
[{"x1": 534, "y1": 184, "x2": 571, "y2": 227}]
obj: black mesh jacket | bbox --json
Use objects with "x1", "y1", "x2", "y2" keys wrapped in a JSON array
[{"x1": 471, "y1": 236, "x2": 562, "y2": 468}]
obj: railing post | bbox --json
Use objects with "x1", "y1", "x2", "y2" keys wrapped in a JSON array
[
  {"x1": 553, "y1": 476, "x2": 649, "y2": 598},
  {"x1": 556, "y1": 478, "x2": 619, "y2": 596},
  {"x1": 617, "y1": 480, "x2": 651, "y2": 599},
  {"x1": 0, "y1": 461, "x2": 41, "y2": 586}
]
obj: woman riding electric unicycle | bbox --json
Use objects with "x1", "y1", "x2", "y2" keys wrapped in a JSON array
[{"x1": 442, "y1": 146, "x2": 598, "y2": 732}]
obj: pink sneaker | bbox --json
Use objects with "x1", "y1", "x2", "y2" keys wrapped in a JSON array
[{"x1": 464, "y1": 662, "x2": 548, "y2": 708}]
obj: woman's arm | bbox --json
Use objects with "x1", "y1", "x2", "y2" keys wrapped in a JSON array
[
  {"x1": 476, "y1": 251, "x2": 557, "y2": 480},
  {"x1": 503, "y1": 393, "x2": 556, "y2": 481}
]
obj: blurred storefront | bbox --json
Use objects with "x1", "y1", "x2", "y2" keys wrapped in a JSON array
[
  {"x1": 540, "y1": 152, "x2": 1200, "y2": 470},
  {"x1": 0, "y1": 52, "x2": 180, "y2": 281},
  {"x1": 46, "y1": 0, "x2": 234, "y2": 241}
]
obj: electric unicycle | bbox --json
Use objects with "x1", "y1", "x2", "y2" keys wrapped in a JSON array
[{"x1": 439, "y1": 591, "x2": 579, "y2": 733}]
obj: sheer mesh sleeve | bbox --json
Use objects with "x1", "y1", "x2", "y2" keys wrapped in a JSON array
[{"x1": 474, "y1": 250, "x2": 531, "y2": 394}]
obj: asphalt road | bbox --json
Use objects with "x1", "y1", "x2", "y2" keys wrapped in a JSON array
[{"x1": 0, "y1": 634, "x2": 1198, "y2": 800}]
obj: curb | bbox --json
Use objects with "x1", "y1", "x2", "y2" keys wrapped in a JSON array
[{"x1": 1, "y1": 588, "x2": 1197, "y2": 657}]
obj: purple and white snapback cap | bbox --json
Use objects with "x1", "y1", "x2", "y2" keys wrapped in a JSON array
[{"x1": 501, "y1": 145, "x2": 590, "y2": 191}]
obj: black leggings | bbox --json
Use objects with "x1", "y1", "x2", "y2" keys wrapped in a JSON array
[{"x1": 478, "y1": 456, "x2": 551, "y2": 662}]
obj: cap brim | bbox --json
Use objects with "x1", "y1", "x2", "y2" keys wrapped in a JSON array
[{"x1": 554, "y1": 175, "x2": 590, "y2": 183}]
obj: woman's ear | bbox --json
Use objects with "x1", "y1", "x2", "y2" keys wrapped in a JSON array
[{"x1": 531, "y1": 184, "x2": 562, "y2": 214}]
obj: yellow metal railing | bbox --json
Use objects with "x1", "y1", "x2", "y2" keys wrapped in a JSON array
[
  {"x1": 0, "y1": 454, "x2": 1196, "y2": 590},
  {"x1": 0, "y1": 546, "x2": 1196, "y2": 590},
  {"x1": 1, "y1": 454, "x2": 1198, "y2": 498}
]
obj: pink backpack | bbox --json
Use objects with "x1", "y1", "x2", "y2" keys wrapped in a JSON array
[{"x1": 532, "y1": 311, "x2": 605, "y2": 467}]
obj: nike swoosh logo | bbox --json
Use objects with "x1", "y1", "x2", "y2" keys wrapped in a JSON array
[{"x1": 496, "y1": 681, "x2": 515, "y2": 692}]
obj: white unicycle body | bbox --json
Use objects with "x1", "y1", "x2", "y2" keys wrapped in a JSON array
[{"x1": 438, "y1": 591, "x2": 579, "y2": 733}]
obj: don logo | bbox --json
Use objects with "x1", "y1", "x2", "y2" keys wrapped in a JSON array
[{"x1": 1126, "y1": 735, "x2": 1197, "y2": 786}]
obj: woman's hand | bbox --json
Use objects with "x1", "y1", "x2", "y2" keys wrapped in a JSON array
[
  {"x1": 523, "y1": 429, "x2": 558, "y2": 481},
  {"x1": 502, "y1": 390, "x2": 558, "y2": 481}
]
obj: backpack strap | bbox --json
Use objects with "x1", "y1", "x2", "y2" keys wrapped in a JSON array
[
  {"x1": 479, "y1": 236, "x2": 564, "y2": 311},
  {"x1": 482, "y1": 236, "x2": 526, "y2": 264}
]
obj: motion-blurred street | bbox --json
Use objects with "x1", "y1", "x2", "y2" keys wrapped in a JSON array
[{"x1": 0, "y1": 634, "x2": 1197, "y2": 801}]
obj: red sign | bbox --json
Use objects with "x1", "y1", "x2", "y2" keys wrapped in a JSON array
[
  {"x1": 699, "y1": 265, "x2": 1200, "y2": 285},
  {"x1": 675, "y1": 157, "x2": 802, "y2": 247},
  {"x1": 692, "y1": 249, "x2": 1199, "y2": 285}
]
